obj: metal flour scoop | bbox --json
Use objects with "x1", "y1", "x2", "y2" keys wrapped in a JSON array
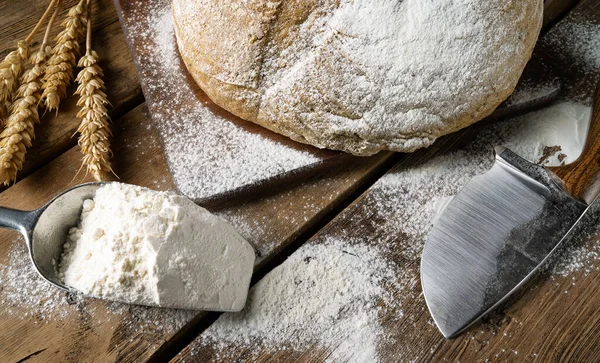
[{"x1": 0, "y1": 182, "x2": 255, "y2": 311}]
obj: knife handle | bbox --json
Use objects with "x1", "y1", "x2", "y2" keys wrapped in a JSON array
[{"x1": 548, "y1": 85, "x2": 600, "y2": 204}]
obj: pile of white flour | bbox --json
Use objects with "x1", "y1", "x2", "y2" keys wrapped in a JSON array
[{"x1": 57, "y1": 183, "x2": 255, "y2": 311}]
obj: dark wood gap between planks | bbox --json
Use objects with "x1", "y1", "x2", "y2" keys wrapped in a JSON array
[
  {"x1": 542, "y1": 0, "x2": 582, "y2": 34},
  {"x1": 145, "y1": 152, "x2": 404, "y2": 363}
]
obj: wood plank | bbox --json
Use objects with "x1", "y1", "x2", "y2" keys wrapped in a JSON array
[
  {"x1": 0, "y1": 0, "x2": 143, "y2": 183},
  {"x1": 542, "y1": 0, "x2": 581, "y2": 29},
  {"x1": 0, "y1": 0, "x2": 115, "y2": 52},
  {"x1": 173, "y1": 128, "x2": 599, "y2": 362},
  {"x1": 0, "y1": 0, "x2": 584, "y2": 362},
  {"x1": 172, "y1": 0, "x2": 600, "y2": 361},
  {"x1": 538, "y1": 0, "x2": 600, "y2": 102},
  {"x1": 0, "y1": 100, "x2": 397, "y2": 362}
]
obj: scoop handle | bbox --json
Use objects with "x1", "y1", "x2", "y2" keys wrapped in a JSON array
[
  {"x1": 0, "y1": 206, "x2": 36, "y2": 233},
  {"x1": 548, "y1": 85, "x2": 600, "y2": 204}
]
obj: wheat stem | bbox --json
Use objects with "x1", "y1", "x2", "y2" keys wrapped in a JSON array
[
  {"x1": 0, "y1": 0, "x2": 61, "y2": 121},
  {"x1": 41, "y1": 0, "x2": 87, "y2": 112},
  {"x1": 0, "y1": 48, "x2": 51, "y2": 185},
  {"x1": 42, "y1": 0, "x2": 63, "y2": 48},
  {"x1": 85, "y1": 0, "x2": 92, "y2": 56},
  {"x1": 0, "y1": 41, "x2": 29, "y2": 122},
  {"x1": 75, "y1": 0, "x2": 114, "y2": 181},
  {"x1": 0, "y1": 3, "x2": 62, "y2": 185},
  {"x1": 25, "y1": 0, "x2": 60, "y2": 43}
]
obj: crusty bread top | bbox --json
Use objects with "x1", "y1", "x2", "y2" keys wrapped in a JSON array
[{"x1": 173, "y1": 0, "x2": 543, "y2": 156}]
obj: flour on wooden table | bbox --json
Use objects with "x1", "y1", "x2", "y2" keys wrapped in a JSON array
[
  {"x1": 0, "y1": 240, "x2": 77, "y2": 321},
  {"x1": 551, "y1": 230, "x2": 600, "y2": 278},
  {"x1": 195, "y1": 237, "x2": 404, "y2": 362},
  {"x1": 125, "y1": 1, "x2": 322, "y2": 201},
  {"x1": 542, "y1": 20, "x2": 600, "y2": 102},
  {"x1": 545, "y1": 22, "x2": 600, "y2": 75}
]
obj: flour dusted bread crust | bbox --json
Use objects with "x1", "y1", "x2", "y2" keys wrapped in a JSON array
[{"x1": 172, "y1": 0, "x2": 543, "y2": 156}]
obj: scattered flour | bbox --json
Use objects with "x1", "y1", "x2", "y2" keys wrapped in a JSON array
[
  {"x1": 58, "y1": 183, "x2": 255, "y2": 311},
  {"x1": 504, "y1": 81, "x2": 560, "y2": 107},
  {"x1": 542, "y1": 20, "x2": 600, "y2": 102},
  {"x1": 200, "y1": 237, "x2": 403, "y2": 362},
  {"x1": 544, "y1": 22, "x2": 600, "y2": 75},
  {"x1": 0, "y1": 240, "x2": 78, "y2": 321},
  {"x1": 125, "y1": 0, "x2": 323, "y2": 201},
  {"x1": 549, "y1": 200, "x2": 600, "y2": 277},
  {"x1": 552, "y1": 240, "x2": 600, "y2": 277}
]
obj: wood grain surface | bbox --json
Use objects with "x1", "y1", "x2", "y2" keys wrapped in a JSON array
[
  {"x1": 0, "y1": 0, "x2": 597, "y2": 362},
  {"x1": 0, "y1": 101, "x2": 397, "y2": 361}
]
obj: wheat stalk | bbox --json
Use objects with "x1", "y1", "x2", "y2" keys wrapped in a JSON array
[
  {"x1": 75, "y1": 51, "x2": 114, "y2": 181},
  {"x1": 0, "y1": 0, "x2": 60, "y2": 121},
  {"x1": 0, "y1": 47, "x2": 52, "y2": 185},
  {"x1": 0, "y1": 2, "x2": 61, "y2": 185},
  {"x1": 0, "y1": 41, "x2": 29, "y2": 121},
  {"x1": 75, "y1": 1, "x2": 114, "y2": 181},
  {"x1": 42, "y1": 0, "x2": 87, "y2": 112}
]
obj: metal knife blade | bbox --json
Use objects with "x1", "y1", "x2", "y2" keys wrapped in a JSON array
[{"x1": 421, "y1": 146, "x2": 589, "y2": 338}]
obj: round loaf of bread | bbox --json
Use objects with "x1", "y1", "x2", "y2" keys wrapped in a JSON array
[{"x1": 172, "y1": 0, "x2": 543, "y2": 156}]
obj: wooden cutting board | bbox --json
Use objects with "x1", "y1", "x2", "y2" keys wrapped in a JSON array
[{"x1": 112, "y1": 0, "x2": 347, "y2": 204}]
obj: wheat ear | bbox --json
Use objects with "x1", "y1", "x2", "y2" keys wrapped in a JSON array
[
  {"x1": 41, "y1": 0, "x2": 87, "y2": 112},
  {"x1": 75, "y1": 1, "x2": 114, "y2": 181},
  {"x1": 0, "y1": 0, "x2": 60, "y2": 121},
  {"x1": 0, "y1": 41, "x2": 29, "y2": 121},
  {"x1": 0, "y1": 47, "x2": 51, "y2": 185},
  {"x1": 0, "y1": 1, "x2": 61, "y2": 186}
]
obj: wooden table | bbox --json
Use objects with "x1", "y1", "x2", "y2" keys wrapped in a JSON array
[{"x1": 0, "y1": 0, "x2": 598, "y2": 362}]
